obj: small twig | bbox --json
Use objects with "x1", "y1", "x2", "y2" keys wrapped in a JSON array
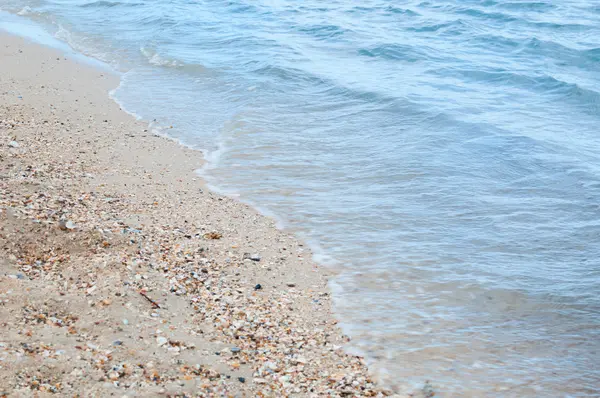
[{"x1": 139, "y1": 290, "x2": 161, "y2": 309}]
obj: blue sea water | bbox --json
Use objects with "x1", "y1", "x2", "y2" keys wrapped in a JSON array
[{"x1": 1, "y1": 1, "x2": 600, "y2": 395}]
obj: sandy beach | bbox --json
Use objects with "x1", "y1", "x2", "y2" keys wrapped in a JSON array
[{"x1": 0, "y1": 33, "x2": 392, "y2": 397}]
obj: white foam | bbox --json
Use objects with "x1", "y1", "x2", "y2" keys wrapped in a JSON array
[
  {"x1": 140, "y1": 46, "x2": 183, "y2": 68},
  {"x1": 17, "y1": 6, "x2": 32, "y2": 16}
]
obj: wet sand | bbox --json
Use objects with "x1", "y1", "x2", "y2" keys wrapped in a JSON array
[{"x1": 0, "y1": 33, "x2": 391, "y2": 396}]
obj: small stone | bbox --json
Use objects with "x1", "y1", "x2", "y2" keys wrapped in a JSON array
[
  {"x1": 86, "y1": 343, "x2": 98, "y2": 350},
  {"x1": 8, "y1": 141, "x2": 19, "y2": 148},
  {"x1": 243, "y1": 253, "x2": 261, "y2": 262},
  {"x1": 254, "y1": 284, "x2": 262, "y2": 290},
  {"x1": 230, "y1": 347, "x2": 241, "y2": 353},
  {"x1": 58, "y1": 220, "x2": 76, "y2": 231},
  {"x1": 70, "y1": 368, "x2": 83, "y2": 377},
  {"x1": 156, "y1": 336, "x2": 168, "y2": 347},
  {"x1": 238, "y1": 377, "x2": 245, "y2": 383},
  {"x1": 286, "y1": 283, "x2": 296, "y2": 287},
  {"x1": 122, "y1": 319, "x2": 129, "y2": 325},
  {"x1": 295, "y1": 356, "x2": 307, "y2": 364},
  {"x1": 113, "y1": 340, "x2": 123, "y2": 346}
]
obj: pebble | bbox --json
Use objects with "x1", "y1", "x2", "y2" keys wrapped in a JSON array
[
  {"x1": 156, "y1": 336, "x2": 168, "y2": 347},
  {"x1": 86, "y1": 285, "x2": 97, "y2": 295},
  {"x1": 243, "y1": 253, "x2": 261, "y2": 262},
  {"x1": 254, "y1": 284, "x2": 262, "y2": 290},
  {"x1": 58, "y1": 219, "x2": 76, "y2": 231},
  {"x1": 86, "y1": 343, "x2": 98, "y2": 350},
  {"x1": 230, "y1": 347, "x2": 241, "y2": 353}
]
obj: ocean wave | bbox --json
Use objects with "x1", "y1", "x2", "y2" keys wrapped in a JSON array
[
  {"x1": 406, "y1": 20, "x2": 466, "y2": 34},
  {"x1": 297, "y1": 24, "x2": 348, "y2": 40},
  {"x1": 80, "y1": 1, "x2": 143, "y2": 8},
  {"x1": 140, "y1": 46, "x2": 208, "y2": 74},
  {"x1": 495, "y1": 1, "x2": 555, "y2": 12},
  {"x1": 525, "y1": 20, "x2": 592, "y2": 31},
  {"x1": 468, "y1": 33, "x2": 521, "y2": 51},
  {"x1": 249, "y1": 62, "x2": 411, "y2": 109},
  {"x1": 583, "y1": 48, "x2": 600, "y2": 62},
  {"x1": 223, "y1": 1, "x2": 259, "y2": 14},
  {"x1": 358, "y1": 44, "x2": 426, "y2": 62},
  {"x1": 519, "y1": 38, "x2": 600, "y2": 69},
  {"x1": 455, "y1": 7, "x2": 518, "y2": 22},
  {"x1": 437, "y1": 66, "x2": 600, "y2": 110},
  {"x1": 345, "y1": 5, "x2": 420, "y2": 18},
  {"x1": 384, "y1": 6, "x2": 419, "y2": 16},
  {"x1": 251, "y1": 64, "x2": 327, "y2": 87}
]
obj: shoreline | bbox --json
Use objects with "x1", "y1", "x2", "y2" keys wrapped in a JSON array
[{"x1": 0, "y1": 32, "x2": 391, "y2": 397}]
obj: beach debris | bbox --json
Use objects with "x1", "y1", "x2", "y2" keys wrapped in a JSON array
[
  {"x1": 8, "y1": 140, "x2": 19, "y2": 148},
  {"x1": 254, "y1": 284, "x2": 262, "y2": 290},
  {"x1": 156, "y1": 336, "x2": 169, "y2": 347},
  {"x1": 286, "y1": 282, "x2": 296, "y2": 287},
  {"x1": 230, "y1": 347, "x2": 241, "y2": 353},
  {"x1": 203, "y1": 231, "x2": 222, "y2": 240},
  {"x1": 139, "y1": 290, "x2": 161, "y2": 309}
]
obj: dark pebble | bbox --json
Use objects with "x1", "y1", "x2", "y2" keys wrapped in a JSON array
[
  {"x1": 238, "y1": 377, "x2": 245, "y2": 383},
  {"x1": 254, "y1": 284, "x2": 262, "y2": 290}
]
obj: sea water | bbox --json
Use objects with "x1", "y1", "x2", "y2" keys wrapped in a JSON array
[{"x1": 1, "y1": 1, "x2": 599, "y2": 395}]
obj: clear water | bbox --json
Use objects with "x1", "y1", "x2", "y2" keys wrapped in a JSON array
[{"x1": 1, "y1": 1, "x2": 600, "y2": 395}]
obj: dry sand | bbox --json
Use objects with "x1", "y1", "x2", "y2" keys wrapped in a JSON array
[{"x1": 0, "y1": 33, "x2": 396, "y2": 397}]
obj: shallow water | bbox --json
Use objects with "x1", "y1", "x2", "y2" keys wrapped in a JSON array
[{"x1": 1, "y1": 1, "x2": 600, "y2": 395}]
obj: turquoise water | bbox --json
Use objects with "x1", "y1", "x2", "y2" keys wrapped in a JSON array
[{"x1": 1, "y1": 1, "x2": 600, "y2": 395}]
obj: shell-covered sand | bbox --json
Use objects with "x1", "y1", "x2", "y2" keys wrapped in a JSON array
[{"x1": 0, "y1": 34, "x2": 399, "y2": 397}]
